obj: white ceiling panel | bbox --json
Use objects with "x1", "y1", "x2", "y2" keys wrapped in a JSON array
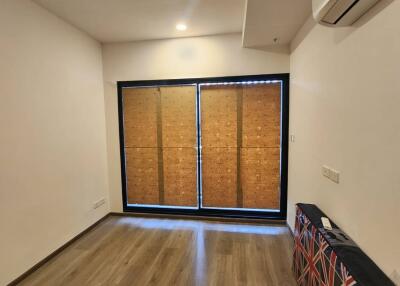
[
  {"x1": 33, "y1": 0, "x2": 246, "y2": 43},
  {"x1": 242, "y1": 0, "x2": 312, "y2": 48}
]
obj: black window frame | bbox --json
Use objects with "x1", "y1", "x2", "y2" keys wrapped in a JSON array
[{"x1": 117, "y1": 73, "x2": 289, "y2": 220}]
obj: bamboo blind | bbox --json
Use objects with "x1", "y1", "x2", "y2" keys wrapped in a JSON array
[
  {"x1": 201, "y1": 83, "x2": 281, "y2": 210},
  {"x1": 122, "y1": 86, "x2": 197, "y2": 207}
]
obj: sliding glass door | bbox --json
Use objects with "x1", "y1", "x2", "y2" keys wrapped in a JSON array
[{"x1": 118, "y1": 74, "x2": 289, "y2": 219}]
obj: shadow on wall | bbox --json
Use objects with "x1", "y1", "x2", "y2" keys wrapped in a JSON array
[
  {"x1": 244, "y1": 44, "x2": 290, "y2": 55},
  {"x1": 290, "y1": 16, "x2": 317, "y2": 53},
  {"x1": 333, "y1": 0, "x2": 395, "y2": 44}
]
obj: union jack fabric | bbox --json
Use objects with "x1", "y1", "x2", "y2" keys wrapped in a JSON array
[{"x1": 293, "y1": 206, "x2": 357, "y2": 286}]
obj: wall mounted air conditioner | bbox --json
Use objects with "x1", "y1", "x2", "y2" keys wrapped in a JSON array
[{"x1": 312, "y1": 0, "x2": 380, "y2": 26}]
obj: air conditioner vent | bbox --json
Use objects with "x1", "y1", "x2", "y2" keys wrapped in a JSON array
[
  {"x1": 321, "y1": 0, "x2": 359, "y2": 24},
  {"x1": 313, "y1": 0, "x2": 380, "y2": 27}
]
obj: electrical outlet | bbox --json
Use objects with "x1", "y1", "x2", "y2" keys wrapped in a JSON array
[{"x1": 93, "y1": 198, "x2": 105, "y2": 209}]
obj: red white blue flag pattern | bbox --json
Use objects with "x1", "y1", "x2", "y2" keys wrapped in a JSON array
[{"x1": 293, "y1": 206, "x2": 357, "y2": 286}]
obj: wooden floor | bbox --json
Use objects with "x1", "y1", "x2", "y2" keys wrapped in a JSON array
[{"x1": 18, "y1": 216, "x2": 296, "y2": 286}]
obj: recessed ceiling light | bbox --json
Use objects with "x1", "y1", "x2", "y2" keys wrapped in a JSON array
[{"x1": 176, "y1": 23, "x2": 187, "y2": 31}]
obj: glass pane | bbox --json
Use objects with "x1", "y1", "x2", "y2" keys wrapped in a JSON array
[
  {"x1": 200, "y1": 82, "x2": 281, "y2": 211},
  {"x1": 122, "y1": 85, "x2": 198, "y2": 208}
]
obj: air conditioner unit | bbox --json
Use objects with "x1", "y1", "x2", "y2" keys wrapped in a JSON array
[{"x1": 312, "y1": 0, "x2": 380, "y2": 26}]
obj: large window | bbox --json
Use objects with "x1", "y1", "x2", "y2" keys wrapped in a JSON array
[{"x1": 118, "y1": 74, "x2": 289, "y2": 219}]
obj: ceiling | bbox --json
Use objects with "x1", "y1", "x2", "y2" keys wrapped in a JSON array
[
  {"x1": 33, "y1": 0, "x2": 311, "y2": 46},
  {"x1": 33, "y1": 0, "x2": 245, "y2": 43},
  {"x1": 243, "y1": 0, "x2": 312, "y2": 48}
]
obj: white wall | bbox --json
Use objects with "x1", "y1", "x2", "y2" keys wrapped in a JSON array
[
  {"x1": 102, "y1": 33, "x2": 290, "y2": 212},
  {"x1": 0, "y1": 1, "x2": 109, "y2": 284},
  {"x1": 288, "y1": 1, "x2": 400, "y2": 281}
]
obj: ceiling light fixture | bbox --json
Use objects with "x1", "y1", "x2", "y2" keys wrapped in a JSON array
[{"x1": 176, "y1": 23, "x2": 187, "y2": 31}]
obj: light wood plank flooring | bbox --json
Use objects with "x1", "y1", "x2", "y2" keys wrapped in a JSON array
[{"x1": 17, "y1": 216, "x2": 296, "y2": 286}]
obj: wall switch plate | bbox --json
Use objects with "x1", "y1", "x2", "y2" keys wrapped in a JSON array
[
  {"x1": 93, "y1": 198, "x2": 106, "y2": 209},
  {"x1": 290, "y1": 135, "x2": 295, "y2": 142},
  {"x1": 330, "y1": 169, "x2": 340, "y2": 183},
  {"x1": 322, "y1": 165, "x2": 330, "y2": 177},
  {"x1": 322, "y1": 165, "x2": 340, "y2": 183}
]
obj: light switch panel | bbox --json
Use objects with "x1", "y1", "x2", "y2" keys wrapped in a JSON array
[
  {"x1": 322, "y1": 165, "x2": 330, "y2": 177},
  {"x1": 322, "y1": 165, "x2": 340, "y2": 183},
  {"x1": 330, "y1": 169, "x2": 340, "y2": 183}
]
